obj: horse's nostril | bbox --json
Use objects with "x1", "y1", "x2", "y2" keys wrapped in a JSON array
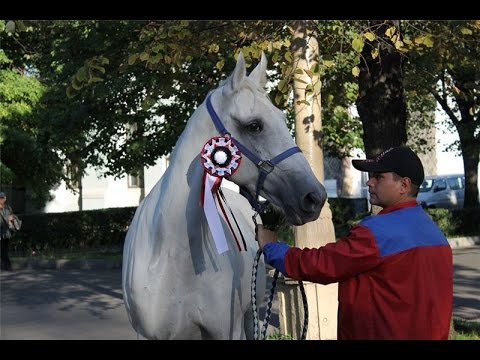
[{"x1": 302, "y1": 191, "x2": 323, "y2": 213}]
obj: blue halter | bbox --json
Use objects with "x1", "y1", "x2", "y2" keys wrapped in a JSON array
[{"x1": 206, "y1": 93, "x2": 301, "y2": 212}]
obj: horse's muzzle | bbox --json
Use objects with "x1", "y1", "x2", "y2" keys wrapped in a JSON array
[{"x1": 301, "y1": 190, "x2": 327, "y2": 216}]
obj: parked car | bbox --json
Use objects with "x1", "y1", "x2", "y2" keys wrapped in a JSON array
[{"x1": 417, "y1": 174, "x2": 465, "y2": 210}]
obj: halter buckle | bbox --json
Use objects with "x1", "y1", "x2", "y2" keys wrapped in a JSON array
[{"x1": 258, "y1": 160, "x2": 274, "y2": 174}]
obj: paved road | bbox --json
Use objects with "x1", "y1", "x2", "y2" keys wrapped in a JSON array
[
  {"x1": 1, "y1": 246, "x2": 479, "y2": 340},
  {"x1": 452, "y1": 246, "x2": 480, "y2": 322}
]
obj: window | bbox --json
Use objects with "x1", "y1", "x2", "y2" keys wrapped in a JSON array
[
  {"x1": 420, "y1": 179, "x2": 434, "y2": 192},
  {"x1": 435, "y1": 178, "x2": 447, "y2": 190},
  {"x1": 128, "y1": 174, "x2": 141, "y2": 188},
  {"x1": 447, "y1": 177, "x2": 463, "y2": 190}
]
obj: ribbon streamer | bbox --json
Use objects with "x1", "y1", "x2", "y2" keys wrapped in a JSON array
[
  {"x1": 200, "y1": 136, "x2": 243, "y2": 254},
  {"x1": 202, "y1": 172, "x2": 229, "y2": 254}
]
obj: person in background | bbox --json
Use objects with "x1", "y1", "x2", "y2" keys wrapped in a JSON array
[
  {"x1": 256, "y1": 146, "x2": 453, "y2": 340},
  {"x1": 0, "y1": 191, "x2": 16, "y2": 271}
]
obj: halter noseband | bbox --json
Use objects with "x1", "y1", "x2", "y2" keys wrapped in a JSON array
[{"x1": 206, "y1": 93, "x2": 301, "y2": 212}]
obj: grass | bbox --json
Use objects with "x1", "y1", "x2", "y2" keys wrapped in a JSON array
[
  {"x1": 265, "y1": 331, "x2": 294, "y2": 340},
  {"x1": 265, "y1": 319, "x2": 480, "y2": 340},
  {"x1": 451, "y1": 319, "x2": 480, "y2": 340}
]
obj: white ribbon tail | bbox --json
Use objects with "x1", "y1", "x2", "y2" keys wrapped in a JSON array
[{"x1": 203, "y1": 173, "x2": 229, "y2": 254}]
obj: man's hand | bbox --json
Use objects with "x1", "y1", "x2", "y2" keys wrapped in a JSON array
[{"x1": 255, "y1": 224, "x2": 278, "y2": 251}]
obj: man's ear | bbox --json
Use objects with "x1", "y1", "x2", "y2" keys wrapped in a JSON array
[{"x1": 401, "y1": 177, "x2": 413, "y2": 195}]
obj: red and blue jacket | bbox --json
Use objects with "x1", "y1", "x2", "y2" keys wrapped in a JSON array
[{"x1": 263, "y1": 201, "x2": 453, "y2": 339}]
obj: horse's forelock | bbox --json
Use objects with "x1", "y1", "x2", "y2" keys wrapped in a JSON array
[{"x1": 218, "y1": 74, "x2": 266, "y2": 99}]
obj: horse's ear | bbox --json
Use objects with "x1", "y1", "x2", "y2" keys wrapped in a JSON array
[
  {"x1": 248, "y1": 52, "x2": 267, "y2": 88},
  {"x1": 229, "y1": 52, "x2": 246, "y2": 91}
]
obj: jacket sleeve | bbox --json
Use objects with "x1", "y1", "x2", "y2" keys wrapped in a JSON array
[
  {"x1": 284, "y1": 224, "x2": 382, "y2": 284},
  {"x1": 262, "y1": 242, "x2": 291, "y2": 275}
]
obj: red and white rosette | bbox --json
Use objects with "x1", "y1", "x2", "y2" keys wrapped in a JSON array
[
  {"x1": 199, "y1": 136, "x2": 242, "y2": 254},
  {"x1": 200, "y1": 136, "x2": 242, "y2": 178}
]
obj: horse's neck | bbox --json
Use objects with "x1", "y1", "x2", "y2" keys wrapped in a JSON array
[{"x1": 157, "y1": 103, "x2": 214, "y2": 222}]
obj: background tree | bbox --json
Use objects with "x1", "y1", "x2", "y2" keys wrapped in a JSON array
[
  {"x1": 0, "y1": 20, "x2": 63, "y2": 207},
  {"x1": 4, "y1": 20, "x2": 477, "y2": 211},
  {"x1": 405, "y1": 20, "x2": 479, "y2": 208},
  {"x1": 355, "y1": 20, "x2": 408, "y2": 158}
]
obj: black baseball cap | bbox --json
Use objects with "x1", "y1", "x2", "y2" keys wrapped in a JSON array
[
  {"x1": 0, "y1": 191, "x2": 5, "y2": 198},
  {"x1": 352, "y1": 146, "x2": 425, "y2": 186}
]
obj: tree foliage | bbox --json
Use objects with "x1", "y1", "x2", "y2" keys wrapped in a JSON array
[
  {"x1": 0, "y1": 20, "x2": 63, "y2": 206},
  {"x1": 2, "y1": 20, "x2": 478, "y2": 210},
  {"x1": 404, "y1": 20, "x2": 479, "y2": 208}
]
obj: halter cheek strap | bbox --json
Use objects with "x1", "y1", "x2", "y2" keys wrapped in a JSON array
[{"x1": 206, "y1": 93, "x2": 301, "y2": 212}]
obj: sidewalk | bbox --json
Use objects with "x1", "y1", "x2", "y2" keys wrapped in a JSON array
[
  {"x1": 8, "y1": 236, "x2": 479, "y2": 271},
  {"x1": 1, "y1": 242, "x2": 479, "y2": 339}
]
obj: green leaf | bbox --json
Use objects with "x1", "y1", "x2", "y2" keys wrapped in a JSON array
[
  {"x1": 294, "y1": 68, "x2": 304, "y2": 74},
  {"x1": 364, "y1": 32, "x2": 375, "y2": 42},
  {"x1": 152, "y1": 43, "x2": 165, "y2": 53},
  {"x1": 394, "y1": 40, "x2": 404, "y2": 50},
  {"x1": 309, "y1": 63, "x2": 320, "y2": 75},
  {"x1": 208, "y1": 44, "x2": 219, "y2": 53},
  {"x1": 371, "y1": 48, "x2": 379, "y2": 60},
  {"x1": 128, "y1": 54, "x2": 138, "y2": 65},
  {"x1": 16, "y1": 21, "x2": 27, "y2": 32},
  {"x1": 89, "y1": 64, "x2": 106, "y2": 74},
  {"x1": 352, "y1": 66, "x2": 360, "y2": 77},
  {"x1": 385, "y1": 26, "x2": 396, "y2": 39},
  {"x1": 414, "y1": 36, "x2": 425, "y2": 45},
  {"x1": 323, "y1": 60, "x2": 335, "y2": 68},
  {"x1": 284, "y1": 51, "x2": 293, "y2": 63},
  {"x1": 76, "y1": 66, "x2": 88, "y2": 82},
  {"x1": 278, "y1": 79, "x2": 287, "y2": 93},
  {"x1": 139, "y1": 52, "x2": 150, "y2": 61},
  {"x1": 423, "y1": 36, "x2": 434, "y2": 48},
  {"x1": 71, "y1": 76, "x2": 83, "y2": 90},
  {"x1": 99, "y1": 56, "x2": 110, "y2": 65},
  {"x1": 274, "y1": 94, "x2": 283, "y2": 106},
  {"x1": 296, "y1": 100, "x2": 310, "y2": 106},
  {"x1": 66, "y1": 86, "x2": 75, "y2": 99},
  {"x1": 216, "y1": 59, "x2": 225, "y2": 71},
  {"x1": 352, "y1": 37, "x2": 364, "y2": 53},
  {"x1": 460, "y1": 27, "x2": 473, "y2": 35},
  {"x1": 5, "y1": 21, "x2": 15, "y2": 34}
]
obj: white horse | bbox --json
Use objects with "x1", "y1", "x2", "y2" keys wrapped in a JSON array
[{"x1": 122, "y1": 52, "x2": 327, "y2": 340}]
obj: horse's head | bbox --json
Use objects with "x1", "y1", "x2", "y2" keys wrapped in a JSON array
[{"x1": 208, "y1": 52, "x2": 327, "y2": 225}]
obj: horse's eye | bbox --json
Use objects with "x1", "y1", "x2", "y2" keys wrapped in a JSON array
[{"x1": 245, "y1": 121, "x2": 262, "y2": 133}]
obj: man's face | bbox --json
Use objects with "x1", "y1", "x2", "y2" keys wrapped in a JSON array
[
  {"x1": 0, "y1": 196, "x2": 5, "y2": 205},
  {"x1": 366, "y1": 172, "x2": 405, "y2": 208}
]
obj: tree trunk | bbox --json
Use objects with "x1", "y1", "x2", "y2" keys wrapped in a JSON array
[
  {"x1": 77, "y1": 177, "x2": 83, "y2": 211},
  {"x1": 138, "y1": 166, "x2": 145, "y2": 203},
  {"x1": 277, "y1": 20, "x2": 338, "y2": 340},
  {"x1": 458, "y1": 128, "x2": 480, "y2": 209},
  {"x1": 356, "y1": 20, "x2": 408, "y2": 158},
  {"x1": 453, "y1": 80, "x2": 480, "y2": 209}
]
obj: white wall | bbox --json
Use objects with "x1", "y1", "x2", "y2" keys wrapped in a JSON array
[{"x1": 45, "y1": 158, "x2": 167, "y2": 212}]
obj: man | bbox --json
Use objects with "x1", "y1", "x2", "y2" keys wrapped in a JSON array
[
  {"x1": 0, "y1": 191, "x2": 15, "y2": 271},
  {"x1": 256, "y1": 146, "x2": 453, "y2": 339}
]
